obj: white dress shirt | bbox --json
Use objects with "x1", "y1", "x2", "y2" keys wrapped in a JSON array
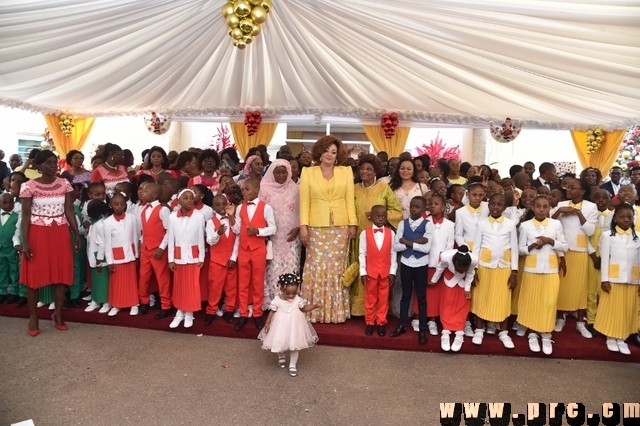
[
  {"x1": 205, "y1": 212, "x2": 240, "y2": 262},
  {"x1": 140, "y1": 200, "x2": 171, "y2": 250},
  {"x1": 231, "y1": 198, "x2": 277, "y2": 237},
  {"x1": 393, "y1": 217, "x2": 434, "y2": 267},
  {"x1": 359, "y1": 225, "x2": 397, "y2": 276}
]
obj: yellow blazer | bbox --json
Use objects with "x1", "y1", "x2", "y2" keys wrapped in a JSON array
[{"x1": 299, "y1": 166, "x2": 357, "y2": 227}]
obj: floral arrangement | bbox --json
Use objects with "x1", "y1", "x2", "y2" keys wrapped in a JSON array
[
  {"x1": 585, "y1": 127, "x2": 605, "y2": 154},
  {"x1": 210, "y1": 124, "x2": 237, "y2": 151},
  {"x1": 414, "y1": 131, "x2": 461, "y2": 166},
  {"x1": 144, "y1": 112, "x2": 171, "y2": 135},
  {"x1": 613, "y1": 125, "x2": 640, "y2": 172},
  {"x1": 41, "y1": 127, "x2": 55, "y2": 151}
]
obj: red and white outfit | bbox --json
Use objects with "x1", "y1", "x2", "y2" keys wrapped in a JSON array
[
  {"x1": 432, "y1": 249, "x2": 478, "y2": 332},
  {"x1": 138, "y1": 200, "x2": 172, "y2": 309},
  {"x1": 194, "y1": 202, "x2": 215, "y2": 301},
  {"x1": 90, "y1": 164, "x2": 129, "y2": 195},
  {"x1": 422, "y1": 216, "x2": 455, "y2": 318},
  {"x1": 168, "y1": 208, "x2": 205, "y2": 321},
  {"x1": 188, "y1": 173, "x2": 220, "y2": 195},
  {"x1": 358, "y1": 225, "x2": 397, "y2": 326},
  {"x1": 205, "y1": 212, "x2": 240, "y2": 315},
  {"x1": 231, "y1": 198, "x2": 276, "y2": 318},
  {"x1": 104, "y1": 212, "x2": 140, "y2": 309},
  {"x1": 19, "y1": 178, "x2": 74, "y2": 288}
]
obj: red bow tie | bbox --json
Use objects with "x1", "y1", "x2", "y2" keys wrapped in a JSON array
[
  {"x1": 373, "y1": 228, "x2": 383, "y2": 233},
  {"x1": 246, "y1": 201, "x2": 255, "y2": 206},
  {"x1": 219, "y1": 215, "x2": 228, "y2": 220},
  {"x1": 113, "y1": 213, "x2": 125, "y2": 222}
]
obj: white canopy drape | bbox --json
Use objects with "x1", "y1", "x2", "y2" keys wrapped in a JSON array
[{"x1": 0, "y1": 0, "x2": 638, "y2": 129}]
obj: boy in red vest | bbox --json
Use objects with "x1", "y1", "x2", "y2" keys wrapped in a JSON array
[
  {"x1": 204, "y1": 194, "x2": 240, "y2": 326},
  {"x1": 358, "y1": 205, "x2": 397, "y2": 337},
  {"x1": 138, "y1": 183, "x2": 173, "y2": 319},
  {"x1": 231, "y1": 178, "x2": 276, "y2": 330}
]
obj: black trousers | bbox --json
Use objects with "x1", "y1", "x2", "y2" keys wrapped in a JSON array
[{"x1": 399, "y1": 263, "x2": 428, "y2": 331}]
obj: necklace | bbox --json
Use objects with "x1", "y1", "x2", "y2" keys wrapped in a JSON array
[
  {"x1": 103, "y1": 161, "x2": 117, "y2": 170},
  {"x1": 150, "y1": 168, "x2": 164, "y2": 175},
  {"x1": 361, "y1": 178, "x2": 376, "y2": 189}
]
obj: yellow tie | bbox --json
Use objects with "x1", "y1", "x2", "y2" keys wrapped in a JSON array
[
  {"x1": 467, "y1": 205, "x2": 481, "y2": 214},
  {"x1": 615, "y1": 226, "x2": 632, "y2": 235},
  {"x1": 533, "y1": 218, "x2": 548, "y2": 227},
  {"x1": 570, "y1": 201, "x2": 582, "y2": 209},
  {"x1": 488, "y1": 216, "x2": 504, "y2": 223},
  {"x1": 599, "y1": 211, "x2": 609, "y2": 216}
]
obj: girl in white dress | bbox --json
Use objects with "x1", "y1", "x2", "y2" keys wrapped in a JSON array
[{"x1": 258, "y1": 274, "x2": 320, "y2": 377}]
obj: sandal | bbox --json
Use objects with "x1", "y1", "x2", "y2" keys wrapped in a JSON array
[
  {"x1": 278, "y1": 358, "x2": 286, "y2": 369},
  {"x1": 289, "y1": 367, "x2": 297, "y2": 377}
]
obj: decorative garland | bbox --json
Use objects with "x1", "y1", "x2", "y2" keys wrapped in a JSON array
[{"x1": 585, "y1": 127, "x2": 605, "y2": 154}]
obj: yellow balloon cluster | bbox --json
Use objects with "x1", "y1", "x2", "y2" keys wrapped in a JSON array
[
  {"x1": 586, "y1": 127, "x2": 605, "y2": 154},
  {"x1": 58, "y1": 114, "x2": 75, "y2": 137},
  {"x1": 222, "y1": 0, "x2": 272, "y2": 49}
]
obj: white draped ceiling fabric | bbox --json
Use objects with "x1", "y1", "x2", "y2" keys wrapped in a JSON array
[{"x1": 0, "y1": 0, "x2": 639, "y2": 129}]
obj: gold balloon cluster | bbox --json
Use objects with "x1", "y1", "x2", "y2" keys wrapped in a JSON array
[
  {"x1": 586, "y1": 127, "x2": 606, "y2": 154},
  {"x1": 58, "y1": 114, "x2": 75, "y2": 137},
  {"x1": 222, "y1": 0, "x2": 272, "y2": 49}
]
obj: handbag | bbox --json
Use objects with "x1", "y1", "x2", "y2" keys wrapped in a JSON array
[
  {"x1": 266, "y1": 239, "x2": 273, "y2": 260},
  {"x1": 341, "y1": 239, "x2": 359, "y2": 288}
]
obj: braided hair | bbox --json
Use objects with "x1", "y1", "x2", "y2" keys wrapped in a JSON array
[
  {"x1": 278, "y1": 273, "x2": 302, "y2": 290},
  {"x1": 610, "y1": 202, "x2": 638, "y2": 241},
  {"x1": 452, "y1": 245, "x2": 472, "y2": 268}
]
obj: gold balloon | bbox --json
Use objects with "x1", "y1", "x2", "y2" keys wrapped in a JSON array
[
  {"x1": 239, "y1": 18, "x2": 254, "y2": 34},
  {"x1": 234, "y1": 0, "x2": 251, "y2": 18},
  {"x1": 242, "y1": 34, "x2": 253, "y2": 45},
  {"x1": 261, "y1": 0, "x2": 272, "y2": 13},
  {"x1": 230, "y1": 27, "x2": 244, "y2": 40},
  {"x1": 234, "y1": 39, "x2": 247, "y2": 50},
  {"x1": 250, "y1": 5, "x2": 267, "y2": 24},
  {"x1": 226, "y1": 14, "x2": 240, "y2": 28},
  {"x1": 221, "y1": 2, "x2": 234, "y2": 18},
  {"x1": 248, "y1": 0, "x2": 262, "y2": 5},
  {"x1": 251, "y1": 23, "x2": 261, "y2": 36}
]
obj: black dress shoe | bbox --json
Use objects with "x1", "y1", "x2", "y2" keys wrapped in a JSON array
[
  {"x1": 70, "y1": 299, "x2": 82, "y2": 309},
  {"x1": 0, "y1": 295, "x2": 7, "y2": 304},
  {"x1": 15, "y1": 297, "x2": 27, "y2": 307},
  {"x1": 419, "y1": 331, "x2": 427, "y2": 344},
  {"x1": 154, "y1": 309, "x2": 173, "y2": 320},
  {"x1": 629, "y1": 333, "x2": 640, "y2": 348},
  {"x1": 365, "y1": 325, "x2": 374, "y2": 336},
  {"x1": 587, "y1": 323, "x2": 599, "y2": 337},
  {"x1": 235, "y1": 317, "x2": 248, "y2": 331},
  {"x1": 138, "y1": 303, "x2": 149, "y2": 315},
  {"x1": 254, "y1": 317, "x2": 264, "y2": 330},
  {"x1": 377, "y1": 326, "x2": 386, "y2": 337},
  {"x1": 223, "y1": 312, "x2": 235, "y2": 324},
  {"x1": 151, "y1": 293, "x2": 161, "y2": 310},
  {"x1": 389, "y1": 326, "x2": 407, "y2": 338},
  {"x1": 204, "y1": 314, "x2": 215, "y2": 326},
  {"x1": 6, "y1": 294, "x2": 19, "y2": 304}
]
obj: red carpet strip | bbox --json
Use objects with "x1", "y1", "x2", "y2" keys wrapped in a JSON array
[{"x1": 1, "y1": 304, "x2": 638, "y2": 363}]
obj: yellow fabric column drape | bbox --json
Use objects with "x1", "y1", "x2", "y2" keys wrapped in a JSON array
[
  {"x1": 570, "y1": 130, "x2": 626, "y2": 176},
  {"x1": 230, "y1": 123, "x2": 278, "y2": 158},
  {"x1": 44, "y1": 114, "x2": 95, "y2": 157},
  {"x1": 363, "y1": 125, "x2": 410, "y2": 158}
]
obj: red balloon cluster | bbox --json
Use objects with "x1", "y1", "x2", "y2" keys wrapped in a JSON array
[
  {"x1": 381, "y1": 112, "x2": 399, "y2": 139},
  {"x1": 244, "y1": 110, "x2": 262, "y2": 136}
]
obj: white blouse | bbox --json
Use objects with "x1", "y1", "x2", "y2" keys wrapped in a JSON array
[
  {"x1": 472, "y1": 215, "x2": 519, "y2": 270},
  {"x1": 104, "y1": 213, "x2": 139, "y2": 265},
  {"x1": 427, "y1": 218, "x2": 455, "y2": 268},
  {"x1": 600, "y1": 229, "x2": 640, "y2": 284},
  {"x1": 431, "y1": 249, "x2": 479, "y2": 291},
  {"x1": 454, "y1": 202, "x2": 489, "y2": 250},
  {"x1": 518, "y1": 218, "x2": 568, "y2": 274},
  {"x1": 555, "y1": 200, "x2": 597, "y2": 252},
  {"x1": 168, "y1": 209, "x2": 205, "y2": 265},
  {"x1": 86, "y1": 218, "x2": 106, "y2": 268}
]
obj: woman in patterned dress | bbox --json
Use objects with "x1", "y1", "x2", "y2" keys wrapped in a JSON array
[{"x1": 90, "y1": 143, "x2": 129, "y2": 195}]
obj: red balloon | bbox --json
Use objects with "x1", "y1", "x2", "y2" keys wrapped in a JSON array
[
  {"x1": 245, "y1": 111, "x2": 252, "y2": 118},
  {"x1": 249, "y1": 117, "x2": 256, "y2": 124},
  {"x1": 390, "y1": 112, "x2": 398, "y2": 120},
  {"x1": 254, "y1": 110, "x2": 261, "y2": 116}
]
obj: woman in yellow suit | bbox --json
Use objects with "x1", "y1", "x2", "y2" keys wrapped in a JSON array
[{"x1": 299, "y1": 136, "x2": 357, "y2": 324}]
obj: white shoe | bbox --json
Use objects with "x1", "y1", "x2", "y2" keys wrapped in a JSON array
[
  {"x1": 486, "y1": 322, "x2": 497, "y2": 335},
  {"x1": 516, "y1": 324, "x2": 527, "y2": 337},
  {"x1": 85, "y1": 301, "x2": 101, "y2": 312},
  {"x1": 248, "y1": 304, "x2": 253, "y2": 317},
  {"x1": 499, "y1": 330, "x2": 515, "y2": 349},
  {"x1": 576, "y1": 322, "x2": 592, "y2": 339},
  {"x1": 184, "y1": 313, "x2": 194, "y2": 328},
  {"x1": 427, "y1": 321, "x2": 438, "y2": 336},
  {"x1": 451, "y1": 332, "x2": 464, "y2": 352},
  {"x1": 554, "y1": 317, "x2": 565, "y2": 332},
  {"x1": 441, "y1": 331, "x2": 451, "y2": 352},
  {"x1": 472, "y1": 329, "x2": 485, "y2": 345},
  {"x1": 130, "y1": 305, "x2": 139, "y2": 316},
  {"x1": 606, "y1": 338, "x2": 619, "y2": 352},
  {"x1": 541, "y1": 333, "x2": 553, "y2": 355},
  {"x1": 36, "y1": 301, "x2": 45, "y2": 308},
  {"x1": 216, "y1": 309, "x2": 224, "y2": 317},
  {"x1": 233, "y1": 309, "x2": 240, "y2": 318},
  {"x1": 82, "y1": 294, "x2": 92, "y2": 301},
  {"x1": 170, "y1": 311, "x2": 185, "y2": 329},
  {"x1": 108, "y1": 307, "x2": 120, "y2": 317},
  {"x1": 617, "y1": 340, "x2": 630, "y2": 355},
  {"x1": 98, "y1": 303, "x2": 111, "y2": 314},
  {"x1": 411, "y1": 319, "x2": 420, "y2": 333},
  {"x1": 528, "y1": 333, "x2": 540, "y2": 353},
  {"x1": 464, "y1": 321, "x2": 474, "y2": 337},
  {"x1": 48, "y1": 302, "x2": 55, "y2": 310}
]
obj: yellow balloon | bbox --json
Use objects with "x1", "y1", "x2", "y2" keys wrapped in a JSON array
[
  {"x1": 594, "y1": 128, "x2": 604, "y2": 136},
  {"x1": 239, "y1": 18, "x2": 254, "y2": 34},
  {"x1": 231, "y1": 27, "x2": 244, "y2": 40},
  {"x1": 234, "y1": 0, "x2": 251, "y2": 18},
  {"x1": 242, "y1": 34, "x2": 253, "y2": 45},
  {"x1": 249, "y1": 0, "x2": 261, "y2": 5},
  {"x1": 226, "y1": 14, "x2": 240, "y2": 28},
  {"x1": 261, "y1": 0, "x2": 272, "y2": 13},
  {"x1": 221, "y1": 2, "x2": 234, "y2": 18},
  {"x1": 234, "y1": 39, "x2": 247, "y2": 50},
  {"x1": 250, "y1": 5, "x2": 267, "y2": 24},
  {"x1": 251, "y1": 23, "x2": 261, "y2": 36},
  {"x1": 595, "y1": 136, "x2": 603, "y2": 143},
  {"x1": 59, "y1": 114, "x2": 67, "y2": 120}
]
